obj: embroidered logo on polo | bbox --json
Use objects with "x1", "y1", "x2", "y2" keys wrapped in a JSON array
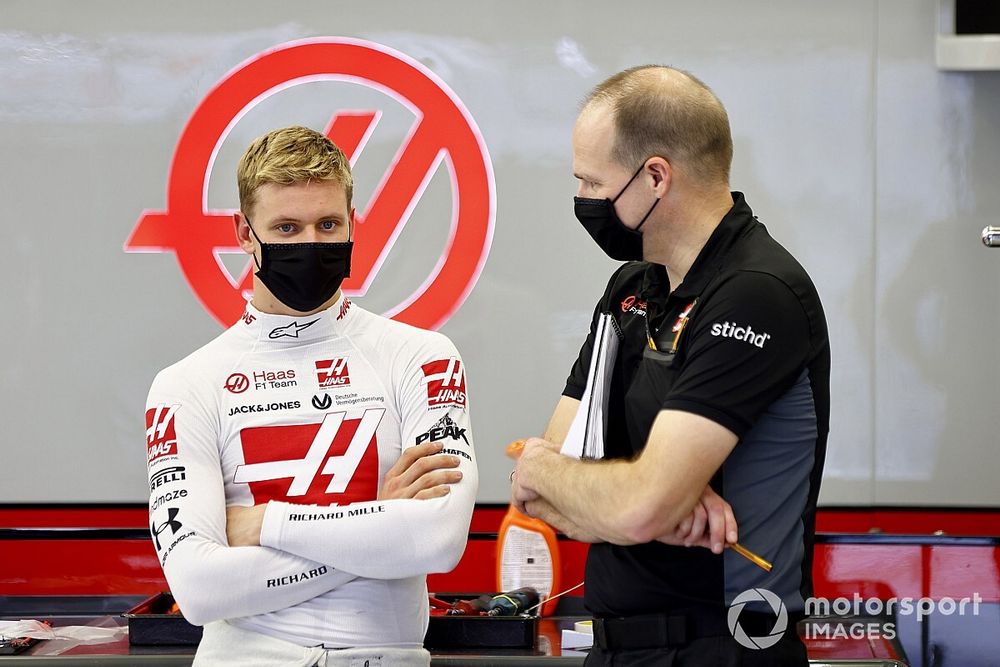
[
  {"x1": 672, "y1": 301, "x2": 697, "y2": 333},
  {"x1": 664, "y1": 300, "x2": 698, "y2": 352},
  {"x1": 621, "y1": 295, "x2": 648, "y2": 317},
  {"x1": 710, "y1": 321, "x2": 771, "y2": 348},
  {"x1": 234, "y1": 409, "x2": 384, "y2": 505}
]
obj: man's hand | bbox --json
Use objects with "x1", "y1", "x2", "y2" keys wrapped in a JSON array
[
  {"x1": 226, "y1": 504, "x2": 266, "y2": 547},
  {"x1": 510, "y1": 437, "x2": 561, "y2": 512},
  {"x1": 657, "y1": 486, "x2": 738, "y2": 554},
  {"x1": 379, "y1": 441, "x2": 463, "y2": 501}
]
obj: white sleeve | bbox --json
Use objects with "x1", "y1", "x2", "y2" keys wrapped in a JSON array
[
  {"x1": 259, "y1": 338, "x2": 478, "y2": 580},
  {"x1": 146, "y1": 371, "x2": 357, "y2": 626}
]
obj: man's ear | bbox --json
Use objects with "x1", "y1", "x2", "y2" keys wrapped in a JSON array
[
  {"x1": 646, "y1": 157, "x2": 672, "y2": 198},
  {"x1": 234, "y1": 212, "x2": 255, "y2": 255},
  {"x1": 348, "y1": 207, "x2": 357, "y2": 241}
]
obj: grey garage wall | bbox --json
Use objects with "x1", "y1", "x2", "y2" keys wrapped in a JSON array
[{"x1": 0, "y1": 0, "x2": 997, "y2": 505}]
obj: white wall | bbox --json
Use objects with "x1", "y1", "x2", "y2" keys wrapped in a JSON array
[{"x1": 0, "y1": 0, "x2": 997, "y2": 505}]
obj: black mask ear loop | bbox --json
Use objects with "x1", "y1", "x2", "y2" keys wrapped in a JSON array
[
  {"x1": 634, "y1": 197, "x2": 660, "y2": 231},
  {"x1": 611, "y1": 164, "x2": 661, "y2": 231},
  {"x1": 611, "y1": 165, "x2": 646, "y2": 204},
  {"x1": 243, "y1": 215, "x2": 264, "y2": 270}
]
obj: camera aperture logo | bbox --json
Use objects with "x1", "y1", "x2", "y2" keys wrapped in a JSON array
[
  {"x1": 728, "y1": 588, "x2": 788, "y2": 650},
  {"x1": 730, "y1": 588, "x2": 984, "y2": 648}
]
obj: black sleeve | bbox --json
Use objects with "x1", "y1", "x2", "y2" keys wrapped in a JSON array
[
  {"x1": 563, "y1": 264, "x2": 632, "y2": 400},
  {"x1": 661, "y1": 271, "x2": 811, "y2": 437},
  {"x1": 563, "y1": 299, "x2": 602, "y2": 400}
]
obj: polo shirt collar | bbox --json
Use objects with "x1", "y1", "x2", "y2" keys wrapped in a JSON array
[{"x1": 667, "y1": 191, "x2": 756, "y2": 300}]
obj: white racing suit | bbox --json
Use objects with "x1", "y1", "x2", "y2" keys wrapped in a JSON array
[{"x1": 144, "y1": 294, "x2": 477, "y2": 653}]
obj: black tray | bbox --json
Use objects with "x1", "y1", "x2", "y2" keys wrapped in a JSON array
[
  {"x1": 424, "y1": 594, "x2": 538, "y2": 649},
  {"x1": 122, "y1": 591, "x2": 538, "y2": 649},
  {"x1": 122, "y1": 592, "x2": 202, "y2": 646}
]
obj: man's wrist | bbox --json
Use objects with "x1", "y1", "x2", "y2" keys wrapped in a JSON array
[
  {"x1": 259, "y1": 501, "x2": 282, "y2": 548},
  {"x1": 520, "y1": 443, "x2": 556, "y2": 496}
]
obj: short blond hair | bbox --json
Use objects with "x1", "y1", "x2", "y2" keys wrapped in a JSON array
[
  {"x1": 237, "y1": 126, "x2": 353, "y2": 216},
  {"x1": 584, "y1": 65, "x2": 733, "y2": 186}
]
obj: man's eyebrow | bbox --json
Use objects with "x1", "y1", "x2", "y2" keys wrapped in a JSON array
[{"x1": 573, "y1": 172, "x2": 599, "y2": 183}]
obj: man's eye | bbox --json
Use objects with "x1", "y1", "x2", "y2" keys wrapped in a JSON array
[
  {"x1": 320, "y1": 220, "x2": 337, "y2": 230},
  {"x1": 278, "y1": 223, "x2": 295, "y2": 233}
]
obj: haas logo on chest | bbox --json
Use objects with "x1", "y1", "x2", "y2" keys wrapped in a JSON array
[{"x1": 234, "y1": 408, "x2": 384, "y2": 505}]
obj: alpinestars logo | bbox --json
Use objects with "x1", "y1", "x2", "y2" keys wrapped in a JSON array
[
  {"x1": 146, "y1": 404, "x2": 179, "y2": 466},
  {"x1": 269, "y1": 320, "x2": 318, "y2": 339},
  {"x1": 316, "y1": 358, "x2": 351, "y2": 388},
  {"x1": 421, "y1": 358, "x2": 467, "y2": 409},
  {"x1": 234, "y1": 408, "x2": 385, "y2": 505},
  {"x1": 710, "y1": 321, "x2": 771, "y2": 348},
  {"x1": 415, "y1": 414, "x2": 469, "y2": 446}
]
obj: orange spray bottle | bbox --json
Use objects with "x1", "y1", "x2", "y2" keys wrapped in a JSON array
[{"x1": 497, "y1": 440, "x2": 561, "y2": 616}]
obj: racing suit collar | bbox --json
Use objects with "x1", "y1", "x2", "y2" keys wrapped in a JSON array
[{"x1": 239, "y1": 292, "x2": 355, "y2": 344}]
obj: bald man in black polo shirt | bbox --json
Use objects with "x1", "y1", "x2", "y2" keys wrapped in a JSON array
[{"x1": 512, "y1": 66, "x2": 830, "y2": 666}]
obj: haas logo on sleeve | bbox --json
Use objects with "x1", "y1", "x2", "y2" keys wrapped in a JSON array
[
  {"x1": 421, "y1": 358, "x2": 467, "y2": 409},
  {"x1": 146, "y1": 404, "x2": 180, "y2": 467}
]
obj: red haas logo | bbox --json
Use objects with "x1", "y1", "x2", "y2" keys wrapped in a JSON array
[
  {"x1": 316, "y1": 359, "x2": 351, "y2": 388},
  {"x1": 146, "y1": 404, "x2": 180, "y2": 465},
  {"x1": 337, "y1": 298, "x2": 352, "y2": 321},
  {"x1": 621, "y1": 295, "x2": 648, "y2": 316},
  {"x1": 225, "y1": 373, "x2": 250, "y2": 394},
  {"x1": 420, "y1": 358, "x2": 467, "y2": 408},
  {"x1": 235, "y1": 409, "x2": 384, "y2": 505}
]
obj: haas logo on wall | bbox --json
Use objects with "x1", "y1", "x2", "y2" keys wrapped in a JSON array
[{"x1": 126, "y1": 37, "x2": 495, "y2": 331}]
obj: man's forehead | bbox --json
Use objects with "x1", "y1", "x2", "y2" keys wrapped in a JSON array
[
  {"x1": 252, "y1": 180, "x2": 350, "y2": 220},
  {"x1": 573, "y1": 104, "x2": 616, "y2": 176}
]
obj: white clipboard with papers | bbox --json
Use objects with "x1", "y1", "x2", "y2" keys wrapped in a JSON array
[{"x1": 561, "y1": 312, "x2": 621, "y2": 460}]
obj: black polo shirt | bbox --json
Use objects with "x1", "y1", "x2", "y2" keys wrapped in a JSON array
[{"x1": 564, "y1": 192, "x2": 830, "y2": 617}]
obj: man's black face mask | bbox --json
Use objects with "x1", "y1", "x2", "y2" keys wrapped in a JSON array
[
  {"x1": 245, "y1": 218, "x2": 353, "y2": 313},
  {"x1": 574, "y1": 164, "x2": 660, "y2": 261}
]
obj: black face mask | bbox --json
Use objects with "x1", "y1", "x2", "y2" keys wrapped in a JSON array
[
  {"x1": 245, "y1": 218, "x2": 353, "y2": 313},
  {"x1": 574, "y1": 164, "x2": 660, "y2": 261}
]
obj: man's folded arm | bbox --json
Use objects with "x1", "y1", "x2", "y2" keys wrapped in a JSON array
[
  {"x1": 146, "y1": 383, "x2": 356, "y2": 626},
  {"x1": 261, "y1": 338, "x2": 478, "y2": 579}
]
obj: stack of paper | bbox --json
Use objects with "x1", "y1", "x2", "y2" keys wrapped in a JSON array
[{"x1": 561, "y1": 312, "x2": 621, "y2": 461}]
